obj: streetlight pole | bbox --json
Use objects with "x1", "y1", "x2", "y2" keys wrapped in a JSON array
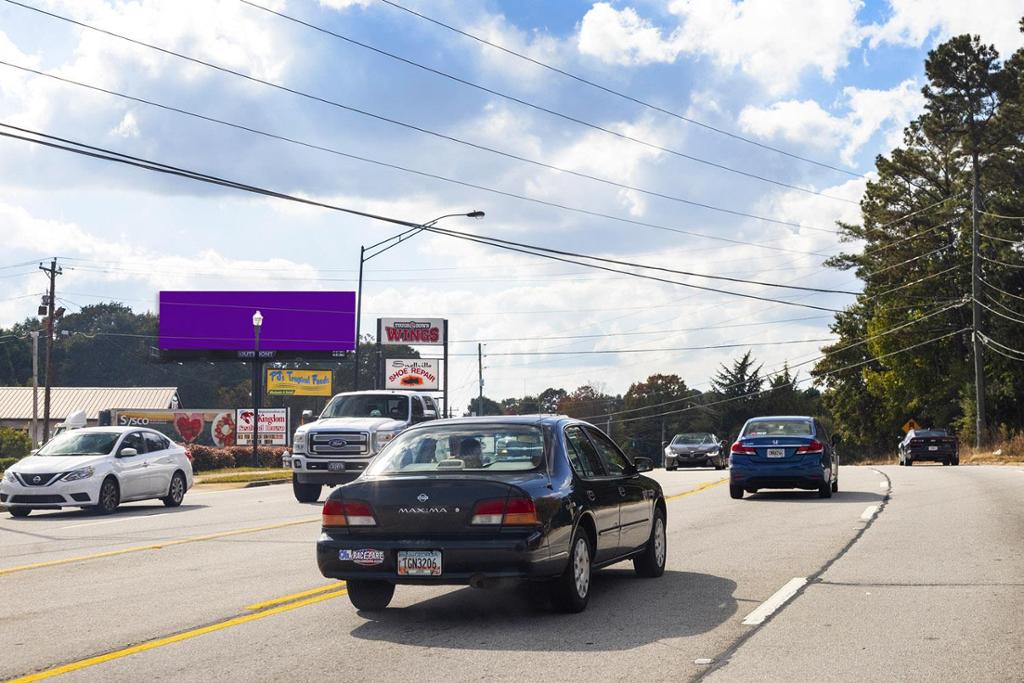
[
  {"x1": 352, "y1": 211, "x2": 485, "y2": 391},
  {"x1": 251, "y1": 310, "x2": 263, "y2": 468}
]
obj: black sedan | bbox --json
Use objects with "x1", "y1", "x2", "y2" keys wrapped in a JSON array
[
  {"x1": 898, "y1": 428, "x2": 959, "y2": 466},
  {"x1": 664, "y1": 432, "x2": 727, "y2": 470},
  {"x1": 316, "y1": 415, "x2": 667, "y2": 613}
]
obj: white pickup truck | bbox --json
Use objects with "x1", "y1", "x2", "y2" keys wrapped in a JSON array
[{"x1": 283, "y1": 390, "x2": 439, "y2": 502}]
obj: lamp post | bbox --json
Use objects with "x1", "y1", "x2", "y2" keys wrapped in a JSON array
[
  {"x1": 251, "y1": 309, "x2": 263, "y2": 468},
  {"x1": 352, "y1": 211, "x2": 485, "y2": 401}
]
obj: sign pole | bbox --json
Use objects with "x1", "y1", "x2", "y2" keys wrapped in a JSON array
[
  {"x1": 252, "y1": 327, "x2": 261, "y2": 467},
  {"x1": 353, "y1": 246, "x2": 364, "y2": 391},
  {"x1": 375, "y1": 318, "x2": 382, "y2": 390},
  {"x1": 443, "y1": 320, "x2": 449, "y2": 418}
]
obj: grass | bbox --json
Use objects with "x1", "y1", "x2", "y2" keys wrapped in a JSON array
[
  {"x1": 194, "y1": 467, "x2": 286, "y2": 477},
  {"x1": 193, "y1": 468, "x2": 290, "y2": 485}
]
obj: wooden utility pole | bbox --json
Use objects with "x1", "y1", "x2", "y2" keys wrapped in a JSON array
[
  {"x1": 971, "y1": 151, "x2": 987, "y2": 448},
  {"x1": 40, "y1": 258, "x2": 61, "y2": 441},
  {"x1": 477, "y1": 343, "x2": 484, "y2": 417}
]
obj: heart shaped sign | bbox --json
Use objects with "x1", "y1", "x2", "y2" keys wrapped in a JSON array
[{"x1": 174, "y1": 413, "x2": 204, "y2": 443}]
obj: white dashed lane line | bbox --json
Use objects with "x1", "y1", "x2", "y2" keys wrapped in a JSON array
[{"x1": 741, "y1": 577, "x2": 807, "y2": 626}]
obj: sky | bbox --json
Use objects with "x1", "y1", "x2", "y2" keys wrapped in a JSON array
[{"x1": 0, "y1": 0, "x2": 1022, "y2": 415}]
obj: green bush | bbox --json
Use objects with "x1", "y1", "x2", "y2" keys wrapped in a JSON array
[
  {"x1": 186, "y1": 445, "x2": 284, "y2": 471},
  {"x1": 0, "y1": 427, "x2": 32, "y2": 460},
  {"x1": 0, "y1": 456, "x2": 19, "y2": 473}
]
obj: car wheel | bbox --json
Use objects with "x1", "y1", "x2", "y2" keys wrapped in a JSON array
[
  {"x1": 9, "y1": 507, "x2": 31, "y2": 518},
  {"x1": 292, "y1": 476, "x2": 322, "y2": 503},
  {"x1": 818, "y1": 479, "x2": 832, "y2": 499},
  {"x1": 633, "y1": 508, "x2": 667, "y2": 578},
  {"x1": 952, "y1": 456, "x2": 960, "y2": 466},
  {"x1": 346, "y1": 580, "x2": 395, "y2": 611},
  {"x1": 96, "y1": 477, "x2": 120, "y2": 514},
  {"x1": 942, "y1": 458, "x2": 950, "y2": 466},
  {"x1": 551, "y1": 530, "x2": 592, "y2": 612},
  {"x1": 729, "y1": 484, "x2": 743, "y2": 499},
  {"x1": 831, "y1": 477, "x2": 839, "y2": 493},
  {"x1": 162, "y1": 472, "x2": 186, "y2": 507},
  {"x1": 906, "y1": 458, "x2": 913, "y2": 467}
]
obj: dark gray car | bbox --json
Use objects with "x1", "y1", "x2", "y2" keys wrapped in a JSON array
[{"x1": 664, "y1": 433, "x2": 727, "y2": 470}]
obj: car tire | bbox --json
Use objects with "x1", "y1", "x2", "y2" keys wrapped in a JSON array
[
  {"x1": 162, "y1": 472, "x2": 186, "y2": 507},
  {"x1": 633, "y1": 508, "x2": 667, "y2": 578},
  {"x1": 952, "y1": 456, "x2": 960, "y2": 466},
  {"x1": 346, "y1": 580, "x2": 395, "y2": 611},
  {"x1": 729, "y1": 484, "x2": 743, "y2": 499},
  {"x1": 942, "y1": 458, "x2": 950, "y2": 466},
  {"x1": 292, "y1": 476, "x2": 322, "y2": 503},
  {"x1": 906, "y1": 458, "x2": 913, "y2": 466},
  {"x1": 831, "y1": 477, "x2": 839, "y2": 492},
  {"x1": 818, "y1": 480, "x2": 832, "y2": 498},
  {"x1": 550, "y1": 530, "x2": 592, "y2": 613},
  {"x1": 96, "y1": 477, "x2": 120, "y2": 515},
  {"x1": 9, "y1": 507, "x2": 31, "y2": 518}
]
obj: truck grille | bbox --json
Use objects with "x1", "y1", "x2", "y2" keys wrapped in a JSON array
[{"x1": 309, "y1": 431, "x2": 370, "y2": 457}]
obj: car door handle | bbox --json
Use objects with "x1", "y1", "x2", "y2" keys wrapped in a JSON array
[
  {"x1": 618, "y1": 486, "x2": 626, "y2": 497},
  {"x1": 586, "y1": 490, "x2": 596, "y2": 502}
]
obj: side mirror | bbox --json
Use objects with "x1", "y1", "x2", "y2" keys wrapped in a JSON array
[
  {"x1": 634, "y1": 457, "x2": 654, "y2": 473},
  {"x1": 301, "y1": 410, "x2": 314, "y2": 422},
  {"x1": 118, "y1": 447, "x2": 138, "y2": 457},
  {"x1": 30, "y1": 449, "x2": 39, "y2": 456}
]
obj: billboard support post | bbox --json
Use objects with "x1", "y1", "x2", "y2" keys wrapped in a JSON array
[
  {"x1": 443, "y1": 320, "x2": 450, "y2": 418},
  {"x1": 251, "y1": 310, "x2": 263, "y2": 467},
  {"x1": 353, "y1": 245, "x2": 364, "y2": 391}
]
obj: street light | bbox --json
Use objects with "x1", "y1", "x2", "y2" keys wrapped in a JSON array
[
  {"x1": 251, "y1": 309, "x2": 263, "y2": 468},
  {"x1": 352, "y1": 211, "x2": 485, "y2": 411}
]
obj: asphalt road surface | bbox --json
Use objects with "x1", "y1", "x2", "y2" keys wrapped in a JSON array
[{"x1": 1, "y1": 465, "x2": 1022, "y2": 682}]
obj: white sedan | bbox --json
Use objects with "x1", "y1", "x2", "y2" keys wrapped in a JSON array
[{"x1": 1, "y1": 427, "x2": 194, "y2": 518}]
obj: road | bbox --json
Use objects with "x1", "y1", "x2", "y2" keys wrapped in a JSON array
[{"x1": 1, "y1": 465, "x2": 1022, "y2": 682}]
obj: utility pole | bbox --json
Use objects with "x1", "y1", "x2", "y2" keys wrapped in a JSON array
[
  {"x1": 30, "y1": 330, "x2": 39, "y2": 445},
  {"x1": 971, "y1": 151, "x2": 987, "y2": 449},
  {"x1": 40, "y1": 258, "x2": 61, "y2": 442},
  {"x1": 477, "y1": 343, "x2": 484, "y2": 417}
]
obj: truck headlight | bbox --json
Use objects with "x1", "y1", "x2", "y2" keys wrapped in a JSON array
[
  {"x1": 293, "y1": 432, "x2": 307, "y2": 454},
  {"x1": 373, "y1": 430, "x2": 400, "y2": 452},
  {"x1": 63, "y1": 466, "x2": 94, "y2": 482}
]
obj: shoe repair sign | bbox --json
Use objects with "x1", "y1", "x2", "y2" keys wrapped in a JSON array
[{"x1": 385, "y1": 359, "x2": 439, "y2": 390}]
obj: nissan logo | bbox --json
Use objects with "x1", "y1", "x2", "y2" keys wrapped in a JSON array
[
  {"x1": 328, "y1": 439, "x2": 348, "y2": 448},
  {"x1": 417, "y1": 493, "x2": 429, "y2": 503},
  {"x1": 33, "y1": 475, "x2": 42, "y2": 484}
]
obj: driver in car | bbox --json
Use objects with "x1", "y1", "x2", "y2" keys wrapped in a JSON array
[{"x1": 458, "y1": 437, "x2": 483, "y2": 468}]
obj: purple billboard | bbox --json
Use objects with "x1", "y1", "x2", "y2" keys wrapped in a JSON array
[{"x1": 159, "y1": 291, "x2": 356, "y2": 359}]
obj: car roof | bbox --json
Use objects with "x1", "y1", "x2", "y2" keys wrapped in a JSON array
[
  {"x1": 405, "y1": 414, "x2": 577, "y2": 429},
  {"x1": 746, "y1": 415, "x2": 814, "y2": 421},
  {"x1": 66, "y1": 426, "x2": 163, "y2": 435},
  {"x1": 328, "y1": 390, "x2": 431, "y2": 397}
]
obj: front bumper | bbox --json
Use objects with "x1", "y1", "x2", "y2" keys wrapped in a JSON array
[
  {"x1": 0, "y1": 476, "x2": 102, "y2": 508},
  {"x1": 729, "y1": 456, "x2": 826, "y2": 491},
  {"x1": 286, "y1": 452, "x2": 372, "y2": 486},
  {"x1": 666, "y1": 452, "x2": 717, "y2": 467},
  {"x1": 317, "y1": 531, "x2": 555, "y2": 584}
]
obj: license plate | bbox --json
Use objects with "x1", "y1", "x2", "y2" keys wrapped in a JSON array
[
  {"x1": 928, "y1": 446, "x2": 938, "y2": 451},
  {"x1": 397, "y1": 550, "x2": 442, "y2": 576},
  {"x1": 766, "y1": 448, "x2": 785, "y2": 458},
  {"x1": 328, "y1": 461, "x2": 346, "y2": 472}
]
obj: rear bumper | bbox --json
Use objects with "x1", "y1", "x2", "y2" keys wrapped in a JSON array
[
  {"x1": 317, "y1": 531, "x2": 556, "y2": 584},
  {"x1": 904, "y1": 447, "x2": 956, "y2": 461},
  {"x1": 730, "y1": 458, "x2": 825, "y2": 490}
]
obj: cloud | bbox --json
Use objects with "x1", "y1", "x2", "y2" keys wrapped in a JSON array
[
  {"x1": 737, "y1": 79, "x2": 924, "y2": 164},
  {"x1": 110, "y1": 111, "x2": 140, "y2": 138},
  {"x1": 318, "y1": 0, "x2": 372, "y2": 10},
  {"x1": 865, "y1": 0, "x2": 1024, "y2": 57},
  {"x1": 577, "y1": 0, "x2": 865, "y2": 95}
]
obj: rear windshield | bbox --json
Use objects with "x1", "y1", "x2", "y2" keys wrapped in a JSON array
[
  {"x1": 365, "y1": 425, "x2": 546, "y2": 475},
  {"x1": 37, "y1": 431, "x2": 120, "y2": 456},
  {"x1": 911, "y1": 430, "x2": 948, "y2": 438},
  {"x1": 741, "y1": 420, "x2": 813, "y2": 437}
]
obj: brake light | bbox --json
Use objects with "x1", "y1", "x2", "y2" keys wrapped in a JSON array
[
  {"x1": 184, "y1": 447, "x2": 193, "y2": 462},
  {"x1": 471, "y1": 497, "x2": 539, "y2": 526},
  {"x1": 731, "y1": 442, "x2": 756, "y2": 455},
  {"x1": 910, "y1": 438, "x2": 923, "y2": 445},
  {"x1": 796, "y1": 440, "x2": 825, "y2": 455},
  {"x1": 322, "y1": 499, "x2": 377, "y2": 527}
]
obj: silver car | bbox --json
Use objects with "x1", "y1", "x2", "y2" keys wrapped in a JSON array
[{"x1": 664, "y1": 433, "x2": 727, "y2": 470}]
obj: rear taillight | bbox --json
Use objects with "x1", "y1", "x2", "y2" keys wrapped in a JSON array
[
  {"x1": 731, "y1": 442, "x2": 756, "y2": 455},
  {"x1": 322, "y1": 499, "x2": 377, "y2": 527},
  {"x1": 796, "y1": 440, "x2": 825, "y2": 455},
  {"x1": 910, "y1": 438, "x2": 923, "y2": 445},
  {"x1": 471, "y1": 497, "x2": 539, "y2": 526},
  {"x1": 184, "y1": 447, "x2": 193, "y2": 462}
]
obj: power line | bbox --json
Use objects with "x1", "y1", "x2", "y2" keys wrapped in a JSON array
[
  {"x1": 0, "y1": 61, "x2": 835, "y2": 259},
  {"x1": 376, "y1": 0, "x2": 864, "y2": 179},
  {"x1": 979, "y1": 276, "x2": 1024, "y2": 303},
  {"x1": 978, "y1": 231, "x2": 1020, "y2": 245},
  {"x1": 1, "y1": 4, "x2": 846, "y2": 236},
  {"x1": 450, "y1": 337, "x2": 834, "y2": 358},
  {"x1": 239, "y1": 0, "x2": 856, "y2": 206},
  {"x1": 976, "y1": 296, "x2": 1024, "y2": 325},
  {"x1": 0, "y1": 124, "x2": 849, "y2": 313},
  {"x1": 980, "y1": 254, "x2": 1024, "y2": 270},
  {"x1": 979, "y1": 209, "x2": 1024, "y2": 220}
]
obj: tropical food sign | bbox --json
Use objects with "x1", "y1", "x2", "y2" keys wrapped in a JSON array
[
  {"x1": 384, "y1": 358, "x2": 439, "y2": 391},
  {"x1": 107, "y1": 409, "x2": 238, "y2": 447},
  {"x1": 265, "y1": 369, "x2": 333, "y2": 396}
]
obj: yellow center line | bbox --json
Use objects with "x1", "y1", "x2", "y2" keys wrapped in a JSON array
[
  {"x1": 5, "y1": 586, "x2": 350, "y2": 683},
  {"x1": 244, "y1": 582, "x2": 346, "y2": 611},
  {"x1": 0, "y1": 517, "x2": 319, "y2": 577},
  {"x1": 665, "y1": 477, "x2": 728, "y2": 501}
]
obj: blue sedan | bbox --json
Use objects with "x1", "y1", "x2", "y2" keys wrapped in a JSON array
[{"x1": 728, "y1": 416, "x2": 839, "y2": 499}]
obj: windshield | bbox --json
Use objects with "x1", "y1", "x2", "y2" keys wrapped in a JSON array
[
  {"x1": 742, "y1": 420, "x2": 814, "y2": 437},
  {"x1": 37, "y1": 431, "x2": 120, "y2": 456},
  {"x1": 321, "y1": 394, "x2": 409, "y2": 420},
  {"x1": 672, "y1": 433, "x2": 712, "y2": 445},
  {"x1": 365, "y1": 424, "x2": 546, "y2": 475}
]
